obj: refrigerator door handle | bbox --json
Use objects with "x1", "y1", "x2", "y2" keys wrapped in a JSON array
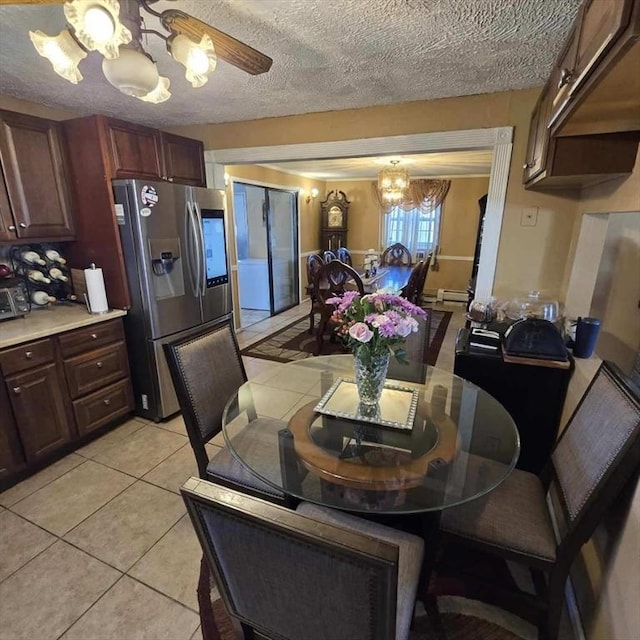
[
  {"x1": 185, "y1": 200, "x2": 200, "y2": 297},
  {"x1": 193, "y1": 200, "x2": 207, "y2": 296}
]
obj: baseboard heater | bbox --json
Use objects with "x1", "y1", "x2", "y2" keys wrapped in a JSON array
[{"x1": 436, "y1": 289, "x2": 468, "y2": 303}]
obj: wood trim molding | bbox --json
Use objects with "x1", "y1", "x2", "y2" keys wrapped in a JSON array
[{"x1": 207, "y1": 127, "x2": 514, "y2": 297}]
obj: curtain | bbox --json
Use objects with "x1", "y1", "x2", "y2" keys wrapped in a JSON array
[
  {"x1": 383, "y1": 202, "x2": 442, "y2": 256},
  {"x1": 371, "y1": 178, "x2": 451, "y2": 213}
]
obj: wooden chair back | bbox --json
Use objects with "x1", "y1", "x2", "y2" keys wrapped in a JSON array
[
  {"x1": 337, "y1": 247, "x2": 352, "y2": 266},
  {"x1": 322, "y1": 250, "x2": 337, "y2": 263},
  {"x1": 381, "y1": 243, "x2": 412, "y2": 266}
]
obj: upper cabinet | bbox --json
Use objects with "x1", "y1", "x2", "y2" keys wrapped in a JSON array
[
  {"x1": 0, "y1": 110, "x2": 75, "y2": 241},
  {"x1": 104, "y1": 118, "x2": 205, "y2": 186},
  {"x1": 524, "y1": 0, "x2": 640, "y2": 189}
]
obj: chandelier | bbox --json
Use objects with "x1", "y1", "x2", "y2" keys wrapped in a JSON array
[
  {"x1": 27, "y1": 0, "x2": 271, "y2": 104},
  {"x1": 377, "y1": 160, "x2": 410, "y2": 202}
]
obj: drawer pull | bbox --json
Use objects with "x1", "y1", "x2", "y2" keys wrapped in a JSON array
[
  {"x1": 13, "y1": 386, "x2": 21, "y2": 395},
  {"x1": 96, "y1": 361, "x2": 103, "y2": 368},
  {"x1": 91, "y1": 333, "x2": 98, "y2": 340},
  {"x1": 25, "y1": 351, "x2": 33, "y2": 359},
  {"x1": 103, "y1": 398, "x2": 111, "y2": 406}
]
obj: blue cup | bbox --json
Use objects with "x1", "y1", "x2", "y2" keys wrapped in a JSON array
[{"x1": 573, "y1": 317, "x2": 601, "y2": 358}]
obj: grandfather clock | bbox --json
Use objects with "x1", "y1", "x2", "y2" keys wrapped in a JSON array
[{"x1": 320, "y1": 190, "x2": 349, "y2": 251}]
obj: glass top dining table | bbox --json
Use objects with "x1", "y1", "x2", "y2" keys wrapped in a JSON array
[{"x1": 222, "y1": 355, "x2": 520, "y2": 514}]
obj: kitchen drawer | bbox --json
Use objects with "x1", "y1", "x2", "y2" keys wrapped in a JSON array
[
  {"x1": 73, "y1": 378, "x2": 133, "y2": 436},
  {"x1": 0, "y1": 339, "x2": 55, "y2": 377},
  {"x1": 58, "y1": 319, "x2": 124, "y2": 358},
  {"x1": 65, "y1": 341, "x2": 129, "y2": 399}
]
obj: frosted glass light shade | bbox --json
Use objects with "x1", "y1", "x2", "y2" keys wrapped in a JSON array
[
  {"x1": 64, "y1": 0, "x2": 131, "y2": 59},
  {"x1": 29, "y1": 29, "x2": 87, "y2": 84},
  {"x1": 102, "y1": 47, "x2": 159, "y2": 97},
  {"x1": 170, "y1": 34, "x2": 217, "y2": 88},
  {"x1": 139, "y1": 76, "x2": 171, "y2": 104}
]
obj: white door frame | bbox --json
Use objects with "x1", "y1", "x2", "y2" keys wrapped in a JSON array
[{"x1": 205, "y1": 126, "x2": 513, "y2": 299}]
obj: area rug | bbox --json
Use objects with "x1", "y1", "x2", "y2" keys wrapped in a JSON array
[
  {"x1": 241, "y1": 309, "x2": 452, "y2": 365},
  {"x1": 205, "y1": 595, "x2": 529, "y2": 640}
]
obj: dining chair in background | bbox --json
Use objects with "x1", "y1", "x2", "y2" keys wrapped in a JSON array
[
  {"x1": 437, "y1": 361, "x2": 640, "y2": 640},
  {"x1": 312, "y1": 260, "x2": 365, "y2": 355},
  {"x1": 182, "y1": 478, "x2": 425, "y2": 640},
  {"x1": 387, "y1": 312, "x2": 432, "y2": 384},
  {"x1": 322, "y1": 250, "x2": 337, "y2": 263},
  {"x1": 399, "y1": 260, "x2": 425, "y2": 306},
  {"x1": 337, "y1": 246, "x2": 352, "y2": 266},
  {"x1": 381, "y1": 243, "x2": 412, "y2": 266},
  {"x1": 305, "y1": 253, "x2": 324, "y2": 333},
  {"x1": 163, "y1": 317, "x2": 288, "y2": 505}
]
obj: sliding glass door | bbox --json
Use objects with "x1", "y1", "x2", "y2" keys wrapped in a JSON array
[{"x1": 233, "y1": 183, "x2": 299, "y2": 321}]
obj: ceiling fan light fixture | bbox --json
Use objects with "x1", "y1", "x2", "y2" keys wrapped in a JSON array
[
  {"x1": 378, "y1": 160, "x2": 410, "y2": 201},
  {"x1": 29, "y1": 29, "x2": 87, "y2": 84},
  {"x1": 102, "y1": 46, "x2": 159, "y2": 97},
  {"x1": 169, "y1": 34, "x2": 217, "y2": 88},
  {"x1": 64, "y1": 0, "x2": 131, "y2": 60},
  {"x1": 139, "y1": 76, "x2": 171, "y2": 104}
]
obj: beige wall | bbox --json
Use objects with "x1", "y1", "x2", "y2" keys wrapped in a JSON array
[
  {"x1": 171, "y1": 88, "x2": 580, "y2": 301},
  {"x1": 561, "y1": 152, "x2": 640, "y2": 640},
  {"x1": 324, "y1": 176, "x2": 490, "y2": 291},
  {"x1": 0, "y1": 95, "x2": 78, "y2": 121}
]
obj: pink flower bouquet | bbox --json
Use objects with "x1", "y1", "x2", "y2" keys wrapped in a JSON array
[{"x1": 326, "y1": 291, "x2": 427, "y2": 363}]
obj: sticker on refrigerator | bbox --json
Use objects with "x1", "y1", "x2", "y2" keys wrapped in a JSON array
[
  {"x1": 141, "y1": 185, "x2": 158, "y2": 207},
  {"x1": 140, "y1": 207, "x2": 152, "y2": 217}
]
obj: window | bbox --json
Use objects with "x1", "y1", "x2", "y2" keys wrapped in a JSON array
[{"x1": 384, "y1": 201, "x2": 441, "y2": 255}]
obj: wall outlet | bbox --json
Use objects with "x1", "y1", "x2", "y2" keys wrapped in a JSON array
[{"x1": 521, "y1": 206, "x2": 538, "y2": 226}]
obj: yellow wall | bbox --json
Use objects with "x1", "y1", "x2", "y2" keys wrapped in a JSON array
[
  {"x1": 170, "y1": 88, "x2": 580, "y2": 301},
  {"x1": 324, "y1": 176, "x2": 490, "y2": 291},
  {"x1": 0, "y1": 95, "x2": 77, "y2": 121}
]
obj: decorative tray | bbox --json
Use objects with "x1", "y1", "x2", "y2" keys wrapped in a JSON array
[{"x1": 313, "y1": 378, "x2": 419, "y2": 431}]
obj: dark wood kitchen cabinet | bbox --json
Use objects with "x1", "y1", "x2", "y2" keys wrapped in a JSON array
[
  {"x1": 0, "y1": 380, "x2": 26, "y2": 479},
  {"x1": 0, "y1": 338, "x2": 73, "y2": 464},
  {"x1": 0, "y1": 317, "x2": 133, "y2": 489},
  {"x1": 524, "y1": 0, "x2": 640, "y2": 189},
  {"x1": 104, "y1": 117, "x2": 205, "y2": 186},
  {"x1": 62, "y1": 115, "x2": 206, "y2": 309},
  {"x1": 0, "y1": 109, "x2": 75, "y2": 241}
]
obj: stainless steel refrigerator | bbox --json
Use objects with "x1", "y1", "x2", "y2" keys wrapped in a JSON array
[{"x1": 113, "y1": 179, "x2": 232, "y2": 421}]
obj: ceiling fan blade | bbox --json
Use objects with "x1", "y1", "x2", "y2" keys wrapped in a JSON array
[
  {"x1": 161, "y1": 10, "x2": 272, "y2": 76},
  {"x1": 0, "y1": 0, "x2": 64, "y2": 4}
]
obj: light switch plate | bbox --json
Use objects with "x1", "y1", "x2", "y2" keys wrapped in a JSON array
[{"x1": 521, "y1": 207, "x2": 538, "y2": 226}]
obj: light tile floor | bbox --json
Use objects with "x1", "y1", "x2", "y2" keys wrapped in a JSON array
[{"x1": 0, "y1": 302, "x2": 489, "y2": 640}]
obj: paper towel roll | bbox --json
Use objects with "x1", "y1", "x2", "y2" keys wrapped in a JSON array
[{"x1": 84, "y1": 265, "x2": 109, "y2": 314}]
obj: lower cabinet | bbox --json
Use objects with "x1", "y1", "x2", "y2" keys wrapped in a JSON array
[{"x1": 0, "y1": 317, "x2": 134, "y2": 488}]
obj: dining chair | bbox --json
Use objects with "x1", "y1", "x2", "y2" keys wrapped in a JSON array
[
  {"x1": 381, "y1": 243, "x2": 412, "y2": 266},
  {"x1": 312, "y1": 260, "x2": 365, "y2": 355},
  {"x1": 387, "y1": 311, "x2": 432, "y2": 384},
  {"x1": 337, "y1": 246, "x2": 353, "y2": 266},
  {"x1": 437, "y1": 361, "x2": 640, "y2": 640},
  {"x1": 163, "y1": 317, "x2": 288, "y2": 505},
  {"x1": 182, "y1": 477, "x2": 425, "y2": 640},
  {"x1": 306, "y1": 253, "x2": 324, "y2": 333},
  {"x1": 323, "y1": 249, "x2": 337, "y2": 263},
  {"x1": 399, "y1": 260, "x2": 424, "y2": 306}
]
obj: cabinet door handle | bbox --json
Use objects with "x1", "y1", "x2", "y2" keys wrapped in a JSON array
[
  {"x1": 13, "y1": 387, "x2": 21, "y2": 395},
  {"x1": 523, "y1": 162, "x2": 532, "y2": 170},
  {"x1": 103, "y1": 398, "x2": 111, "y2": 405},
  {"x1": 8, "y1": 225, "x2": 16, "y2": 231},
  {"x1": 91, "y1": 333, "x2": 98, "y2": 340},
  {"x1": 96, "y1": 361, "x2": 103, "y2": 368},
  {"x1": 25, "y1": 351, "x2": 33, "y2": 359},
  {"x1": 557, "y1": 68, "x2": 573, "y2": 89},
  {"x1": 19, "y1": 222, "x2": 27, "y2": 229}
]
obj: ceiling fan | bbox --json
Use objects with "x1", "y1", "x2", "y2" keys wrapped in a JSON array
[{"x1": 0, "y1": 0, "x2": 273, "y2": 103}]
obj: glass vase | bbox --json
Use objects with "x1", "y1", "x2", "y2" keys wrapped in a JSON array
[{"x1": 353, "y1": 349, "x2": 390, "y2": 410}]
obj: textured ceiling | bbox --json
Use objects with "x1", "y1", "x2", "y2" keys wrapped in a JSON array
[
  {"x1": 0, "y1": 0, "x2": 581, "y2": 127},
  {"x1": 261, "y1": 150, "x2": 493, "y2": 180}
]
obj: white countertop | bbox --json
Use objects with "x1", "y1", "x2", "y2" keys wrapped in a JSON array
[{"x1": 0, "y1": 304, "x2": 127, "y2": 349}]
